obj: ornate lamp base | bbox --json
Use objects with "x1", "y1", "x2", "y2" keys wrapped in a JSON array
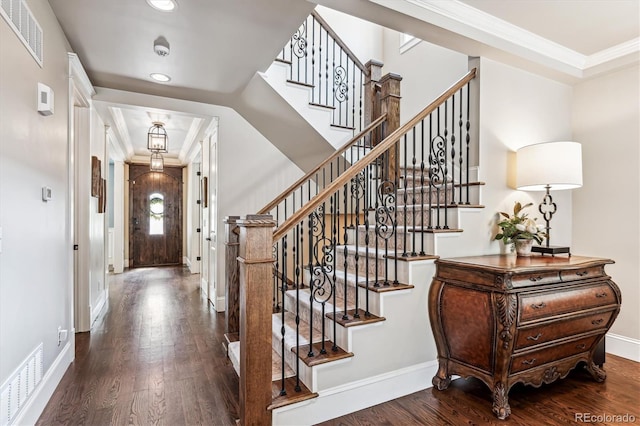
[{"x1": 531, "y1": 245, "x2": 571, "y2": 256}]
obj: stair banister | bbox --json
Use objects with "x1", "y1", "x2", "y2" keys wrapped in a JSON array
[
  {"x1": 310, "y1": 11, "x2": 367, "y2": 75},
  {"x1": 273, "y1": 67, "x2": 477, "y2": 242},
  {"x1": 257, "y1": 114, "x2": 387, "y2": 216}
]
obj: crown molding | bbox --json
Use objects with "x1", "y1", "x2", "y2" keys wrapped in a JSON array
[
  {"x1": 108, "y1": 106, "x2": 135, "y2": 160},
  {"x1": 178, "y1": 117, "x2": 205, "y2": 164},
  {"x1": 403, "y1": 0, "x2": 638, "y2": 78},
  {"x1": 68, "y1": 53, "x2": 96, "y2": 99}
]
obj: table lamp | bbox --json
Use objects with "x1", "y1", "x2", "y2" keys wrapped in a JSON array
[{"x1": 516, "y1": 141, "x2": 582, "y2": 255}]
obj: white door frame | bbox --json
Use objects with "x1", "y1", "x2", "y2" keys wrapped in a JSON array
[{"x1": 68, "y1": 54, "x2": 96, "y2": 334}]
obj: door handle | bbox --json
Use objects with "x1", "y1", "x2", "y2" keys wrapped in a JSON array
[{"x1": 206, "y1": 237, "x2": 212, "y2": 241}]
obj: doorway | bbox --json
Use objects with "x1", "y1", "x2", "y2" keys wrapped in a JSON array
[{"x1": 129, "y1": 164, "x2": 183, "y2": 267}]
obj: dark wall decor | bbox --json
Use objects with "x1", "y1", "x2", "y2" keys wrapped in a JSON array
[{"x1": 91, "y1": 156, "x2": 101, "y2": 197}]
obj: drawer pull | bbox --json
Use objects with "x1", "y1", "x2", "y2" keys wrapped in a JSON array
[
  {"x1": 527, "y1": 333, "x2": 543, "y2": 341},
  {"x1": 531, "y1": 302, "x2": 547, "y2": 310},
  {"x1": 591, "y1": 318, "x2": 604, "y2": 326},
  {"x1": 522, "y1": 358, "x2": 536, "y2": 366},
  {"x1": 576, "y1": 270, "x2": 589, "y2": 276},
  {"x1": 576, "y1": 343, "x2": 587, "y2": 350},
  {"x1": 595, "y1": 292, "x2": 608, "y2": 298},
  {"x1": 529, "y1": 275, "x2": 543, "y2": 282}
]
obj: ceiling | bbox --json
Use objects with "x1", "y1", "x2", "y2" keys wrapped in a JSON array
[{"x1": 48, "y1": 0, "x2": 639, "y2": 165}]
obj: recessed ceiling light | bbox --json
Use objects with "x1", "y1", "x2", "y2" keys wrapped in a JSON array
[
  {"x1": 146, "y1": 0, "x2": 177, "y2": 12},
  {"x1": 150, "y1": 73, "x2": 171, "y2": 83}
]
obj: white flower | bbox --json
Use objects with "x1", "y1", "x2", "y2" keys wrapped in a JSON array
[
  {"x1": 537, "y1": 224, "x2": 545, "y2": 231},
  {"x1": 515, "y1": 224, "x2": 526, "y2": 232}
]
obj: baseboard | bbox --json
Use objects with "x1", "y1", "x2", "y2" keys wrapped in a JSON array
[
  {"x1": 12, "y1": 341, "x2": 73, "y2": 426},
  {"x1": 606, "y1": 333, "x2": 640, "y2": 362},
  {"x1": 215, "y1": 296, "x2": 225, "y2": 312},
  {"x1": 272, "y1": 360, "x2": 438, "y2": 425},
  {"x1": 184, "y1": 256, "x2": 191, "y2": 268},
  {"x1": 90, "y1": 290, "x2": 107, "y2": 326}
]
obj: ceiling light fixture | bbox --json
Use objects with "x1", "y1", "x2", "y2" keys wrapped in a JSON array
[
  {"x1": 146, "y1": 0, "x2": 177, "y2": 12},
  {"x1": 147, "y1": 121, "x2": 169, "y2": 153},
  {"x1": 150, "y1": 152, "x2": 164, "y2": 171},
  {"x1": 150, "y1": 73, "x2": 171, "y2": 83}
]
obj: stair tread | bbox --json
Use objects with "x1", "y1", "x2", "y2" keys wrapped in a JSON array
[
  {"x1": 293, "y1": 341, "x2": 354, "y2": 367},
  {"x1": 269, "y1": 377, "x2": 318, "y2": 411}
]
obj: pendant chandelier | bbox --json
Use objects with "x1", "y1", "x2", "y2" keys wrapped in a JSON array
[
  {"x1": 147, "y1": 121, "x2": 168, "y2": 153},
  {"x1": 150, "y1": 151, "x2": 164, "y2": 171}
]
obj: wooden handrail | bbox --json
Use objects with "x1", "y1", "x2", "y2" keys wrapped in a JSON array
[
  {"x1": 257, "y1": 114, "x2": 387, "y2": 215},
  {"x1": 311, "y1": 10, "x2": 367, "y2": 75},
  {"x1": 273, "y1": 68, "x2": 477, "y2": 242}
]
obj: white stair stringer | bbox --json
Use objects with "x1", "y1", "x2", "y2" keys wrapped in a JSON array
[
  {"x1": 263, "y1": 61, "x2": 355, "y2": 149},
  {"x1": 272, "y1": 259, "x2": 438, "y2": 425}
]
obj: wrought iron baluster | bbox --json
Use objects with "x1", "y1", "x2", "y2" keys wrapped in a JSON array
[
  {"x1": 466, "y1": 82, "x2": 471, "y2": 204},
  {"x1": 402, "y1": 133, "x2": 408, "y2": 257},
  {"x1": 411, "y1": 126, "x2": 417, "y2": 256},
  {"x1": 342, "y1": 179, "x2": 349, "y2": 320},
  {"x1": 280, "y1": 234, "x2": 288, "y2": 396},
  {"x1": 294, "y1": 224, "x2": 301, "y2": 391},
  {"x1": 311, "y1": 17, "x2": 316, "y2": 104},
  {"x1": 428, "y1": 114, "x2": 434, "y2": 230},
  {"x1": 458, "y1": 88, "x2": 464, "y2": 205},
  {"x1": 450, "y1": 95, "x2": 456, "y2": 206},
  {"x1": 443, "y1": 101, "x2": 449, "y2": 229},
  {"x1": 419, "y1": 119, "x2": 426, "y2": 255},
  {"x1": 331, "y1": 193, "x2": 338, "y2": 351}
]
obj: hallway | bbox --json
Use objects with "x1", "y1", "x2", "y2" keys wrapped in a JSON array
[{"x1": 37, "y1": 267, "x2": 239, "y2": 425}]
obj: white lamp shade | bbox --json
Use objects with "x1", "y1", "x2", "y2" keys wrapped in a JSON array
[{"x1": 516, "y1": 141, "x2": 582, "y2": 191}]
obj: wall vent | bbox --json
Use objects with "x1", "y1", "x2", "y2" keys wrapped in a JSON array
[
  {"x1": 0, "y1": 0, "x2": 43, "y2": 67},
  {"x1": 0, "y1": 343, "x2": 43, "y2": 425}
]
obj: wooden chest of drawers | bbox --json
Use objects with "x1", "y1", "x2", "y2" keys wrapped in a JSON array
[{"x1": 428, "y1": 255, "x2": 621, "y2": 420}]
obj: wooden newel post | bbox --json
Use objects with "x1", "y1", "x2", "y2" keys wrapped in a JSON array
[
  {"x1": 379, "y1": 73, "x2": 402, "y2": 183},
  {"x1": 364, "y1": 60, "x2": 384, "y2": 147},
  {"x1": 236, "y1": 214, "x2": 276, "y2": 426},
  {"x1": 224, "y1": 216, "x2": 240, "y2": 337}
]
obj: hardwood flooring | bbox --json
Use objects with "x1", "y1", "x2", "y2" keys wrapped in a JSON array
[
  {"x1": 38, "y1": 266, "x2": 639, "y2": 425},
  {"x1": 37, "y1": 266, "x2": 239, "y2": 426},
  {"x1": 320, "y1": 354, "x2": 640, "y2": 426}
]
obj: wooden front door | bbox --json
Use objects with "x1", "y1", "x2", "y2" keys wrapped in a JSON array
[{"x1": 129, "y1": 165, "x2": 183, "y2": 267}]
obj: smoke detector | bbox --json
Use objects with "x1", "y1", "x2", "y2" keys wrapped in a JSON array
[{"x1": 154, "y1": 37, "x2": 170, "y2": 57}]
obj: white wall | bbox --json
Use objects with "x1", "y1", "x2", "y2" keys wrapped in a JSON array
[
  {"x1": 0, "y1": 0, "x2": 74, "y2": 411},
  {"x1": 315, "y1": 5, "x2": 383, "y2": 65},
  {"x1": 572, "y1": 65, "x2": 640, "y2": 344},
  {"x1": 381, "y1": 31, "x2": 469, "y2": 122},
  {"x1": 474, "y1": 57, "x2": 574, "y2": 254},
  {"x1": 214, "y1": 107, "x2": 304, "y2": 308}
]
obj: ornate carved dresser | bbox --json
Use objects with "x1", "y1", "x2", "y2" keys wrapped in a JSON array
[{"x1": 428, "y1": 255, "x2": 621, "y2": 419}]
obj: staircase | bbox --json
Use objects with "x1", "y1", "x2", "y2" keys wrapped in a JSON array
[{"x1": 225, "y1": 10, "x2": 482, "y2": 425}]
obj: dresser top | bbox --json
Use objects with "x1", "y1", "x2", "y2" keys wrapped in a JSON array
[{"x1": 436, "y1": 255, "x2": 614, "y2": 274}]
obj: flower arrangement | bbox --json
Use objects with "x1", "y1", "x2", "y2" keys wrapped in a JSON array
[{"x1": 494, "y1": 202, "x2": 546, "y2": 245}]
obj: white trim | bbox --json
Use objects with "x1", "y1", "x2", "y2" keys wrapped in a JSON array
[
  {"x1": 184, "y1": 256, "x2": 191, "y2": 268},
  {"x1": 178, "y1": 117, "x2": 205, "y2": 164},
  {"x1": 68, "y1": 53, "x2": 95, "y2": 99},
  {"x1": 273, "y1": 361, "x2": 438, "y2": 425},
  {"x1": 606, "y1": 333, "x2": 640, "y2": 362},
  {"x1": 399, "y1": 33, "x2": 421, "y2": 54},
  {"x1": 11, "y1": 342, "x2": 73, "y2": 426},
  {"x1": 90, "y1": 290, "x2": 107, "y2": 326},
  {"x1": 215, "y1": 296, "x2": 226, "y2": 312},
  {"x1": 392, "y1": 0, "x2": 638, "y2": 78}
]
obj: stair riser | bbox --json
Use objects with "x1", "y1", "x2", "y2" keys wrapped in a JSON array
[
  {"x1": 283, "y1": 291, "x2": 335, "y2": 338},
  {"x1": 396, "y1": 187, "x2": 453, "y2": 206},
  {"x1": 335, "y1": 250, "x2": 396, "y2": 278}
]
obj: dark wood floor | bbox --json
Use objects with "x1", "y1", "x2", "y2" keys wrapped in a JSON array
[
  {"x1": 37, "y1": 266, "x2": 239, "y2": 426},
  {"x1": 38, "y1": 266, "x2": 639, "y2": 425}
]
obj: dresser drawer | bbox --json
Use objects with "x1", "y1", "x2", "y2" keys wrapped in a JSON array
[
  {"x1": 519, "y1": 282, "x2": 616, "y2": 322},
  {"x1": 514, "y1": 310, "x2": 615, "y2": 349},
  {"x1": 560, "y1": 266, "x2": 605, "y2": 282},
  {"x1": 511, "y1": 335, "x2": 600, "y2": 374},
  {"x1": 511, "y1": 271, "x2": 560, "y2": 287}
]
